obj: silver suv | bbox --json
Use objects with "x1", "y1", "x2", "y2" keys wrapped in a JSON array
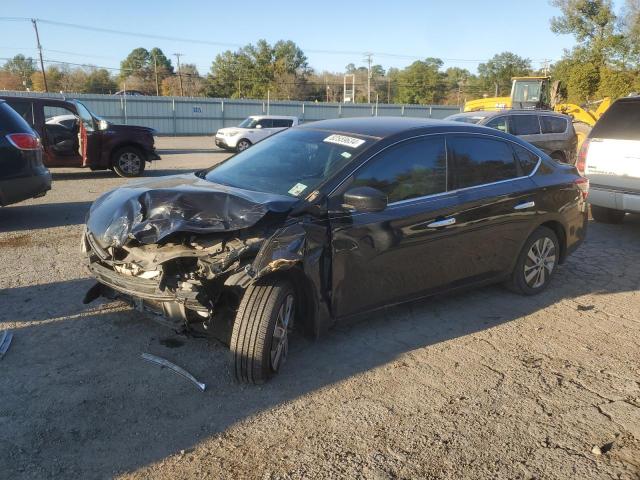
[
  {"x1": 580, "y1": 96, "x2": 640, "y2": 223},
  {"x1": 446, "y1": 110, "x2": 577, "y2": 164}
]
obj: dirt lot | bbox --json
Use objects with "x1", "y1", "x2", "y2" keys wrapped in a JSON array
[{"x1": 1, "y1": 136, "x2": 639, "y2": 480}]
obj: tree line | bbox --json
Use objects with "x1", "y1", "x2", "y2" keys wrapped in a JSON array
[{"x1": 1, "y1": 0, "x2": 638, "y2": 105}]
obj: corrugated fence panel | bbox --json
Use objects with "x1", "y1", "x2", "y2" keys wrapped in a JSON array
[{"x1": 0, "y1": 91, "x2": 461, "y2": 134}]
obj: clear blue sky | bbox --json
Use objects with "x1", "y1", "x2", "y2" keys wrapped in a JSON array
[{"x1": 0, "y1": 0, "x2": 611, "y2": 75}]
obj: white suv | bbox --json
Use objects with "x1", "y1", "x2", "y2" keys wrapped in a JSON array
[
  {"x1": 215, "y1": 115, "x2": 299, "y2": 152},
  {"x1": 580, "y1": 96, "x2": 640, "y2": 223}
]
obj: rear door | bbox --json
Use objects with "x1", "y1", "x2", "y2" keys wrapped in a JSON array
[
  {"x1": 509, "y1": 114, "x2": 545, "y2": 151},
  {"x1": 42, "y1": 103, "x2": 82, "y2": 167},
  {"x1": 586, "y1": 99, "x2": 640, "y2": 197},
  {"x1": 272, "y1": 118, "x2": 294, "y2": 133},
  {"x1": 539, "y1": 115, "x2": 574, "y2": 162},
  {"x1": 445, "y1": 134, "x2": 541, "y2": 279}
]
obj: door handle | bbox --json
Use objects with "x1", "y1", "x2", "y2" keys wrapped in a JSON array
[
  {"x1": 427, "y1": 217, "x2": 456, "y2": 228},
  {"x1": 514, "y1": 201, "x2": 535, "y2": 210}
]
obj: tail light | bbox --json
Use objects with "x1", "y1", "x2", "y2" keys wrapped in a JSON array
[
  {"x1": 576, "y1": 139, "x2": 590, "y2": 176},
  {"x1": 575, "y1": 176, "x2": 589, "y2": 200},
  {"x1": 6, "y1": 133, "x2": 41, "y2": 151}
]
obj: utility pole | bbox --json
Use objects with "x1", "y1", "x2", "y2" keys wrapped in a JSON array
[
  {"x1": 541, "y1": 59, "x2": 550, "y2": 76},
  {"x1": 364, "y1": 52, "x2": 373, "y2": 104},
  {"x1": 173, "y1": 53, "x2": 184, "y2": 97},
  {"x1": 152, "y1": 54, "x2": 159, "y2": 96},
  {"x1": 31, "y1": 19, "x2": 48, "y2": 92}
]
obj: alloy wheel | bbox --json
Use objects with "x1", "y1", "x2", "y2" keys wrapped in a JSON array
[
  {"x1": 118, "y1": 152, "x2": 141, "y2": 175},
  {"x1": 523, "y1": 237, "x2": 556, "y2": 289},
  {"x1": 270, "y1": 294, "x2": 294, "y2": 371}
]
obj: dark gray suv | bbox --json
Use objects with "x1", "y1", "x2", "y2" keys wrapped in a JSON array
[{"x1": 446, "y1": 110, "x2": 577, "y2": 164}]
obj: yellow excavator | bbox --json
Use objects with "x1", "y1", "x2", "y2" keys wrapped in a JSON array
[{"x1": 464, "y1": 76, "x2": 611, "y2": 148}]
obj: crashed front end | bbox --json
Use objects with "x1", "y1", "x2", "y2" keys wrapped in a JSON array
[{"x1": 81, "y1": 173, "x2": 313, "y2": 331}]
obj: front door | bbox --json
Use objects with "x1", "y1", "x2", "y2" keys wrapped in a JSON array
[
  {"x1": 329, "y1": 135, "x2": 462, "y2": 317},
  {"x1": 74, "y1": 101, "x2": 102, "y2": 168}
]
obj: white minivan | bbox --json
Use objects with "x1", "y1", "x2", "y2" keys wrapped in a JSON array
[
  {"x1": 580, "y1": 96, "x2": 640, "y2": 223},
  {"x1": 215, "y1": 115, "x2": 299, "y2": 152}
]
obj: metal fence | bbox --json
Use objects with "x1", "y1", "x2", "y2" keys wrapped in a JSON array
[{"x1": 0, "y1": 90, "x2": 462, "y2": 135}]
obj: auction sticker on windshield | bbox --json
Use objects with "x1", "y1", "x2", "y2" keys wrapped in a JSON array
[
  {"x1": 288, "y1": 182, "x2": 308, "y2": 196},
  {"x1": 323, "y1": 134, "x2": 366, "y2": 149}
]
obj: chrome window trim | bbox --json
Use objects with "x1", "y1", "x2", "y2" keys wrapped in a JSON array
[{"x1": 329, "y1": 131, "x2": 542, "y2": 209}]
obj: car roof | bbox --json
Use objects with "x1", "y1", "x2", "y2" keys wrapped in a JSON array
[
  {"x1": 250, "y1": 115, "x2": 298, "y2": 119},
  {"x1": 298, "y1": 117, "x2": 472, "y2": 138},
  {"x1": 451, "y1": 109, "x2": 569, "y2": 119},
  {"x1": 612, "y1": 95, "x2": 640, "y2": 104}
]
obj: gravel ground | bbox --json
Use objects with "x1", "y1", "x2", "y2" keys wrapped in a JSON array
[{"x1": 1, "y1": 136, "x2": 639, "y2": 480}]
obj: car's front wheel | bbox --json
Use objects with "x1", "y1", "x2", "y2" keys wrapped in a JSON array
[
  {"x1": 230, "y1": 278, "x2": 295, "y2": 384},
  {"x1": 507, "y1": 226, "x2": 559, "y2": 295},
  {"x1": 236, "y1": 139, "x2": 251, "y2": 152},
  {"x1": 591, "y1": 205, "x2": 625, "y2": 224},
  {"x1": 112, "y1": 146, "x2": 146, "y2": 177}
]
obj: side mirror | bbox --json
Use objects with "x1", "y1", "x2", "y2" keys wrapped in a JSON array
[
  {"x1": 255, "y1": 124, "x2": 263, "y2": 129},
  {"x1": 343, "y1": 186, "x2": 387, "y2": 213},
  {"x1": 98, "y1": 119, "x2": 109, "y2": 131}
]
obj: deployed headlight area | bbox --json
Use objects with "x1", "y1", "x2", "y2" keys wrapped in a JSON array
[{"x1": 83, "y1": 230, "x2": 265, "y2": 330}]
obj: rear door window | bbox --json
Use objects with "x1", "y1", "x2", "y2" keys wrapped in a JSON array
[
  {"x1": 353, "y1": 136, "x2": 447, "y2": 203},
  {"x1": 509, "y1": 115, "x2": 541, "y2": 135},
  {"x1": 540, "y1": 116, "x2": 568, "y2": 134},
  {"x1": 590, "y1": 100, "x2": 640, "y2": 140},
  {"x1": 447, "y1": 135, "x2": 519, "y2": 190},
  {"x1": 5, "y1": 101, "x2": 34, "y2": 126},
  {"x1": 512, "y1": 144, "x2": 539, "y2": 175},
  {"x1": 272, "y1": 119, "x2": 294, "y2": 128}
]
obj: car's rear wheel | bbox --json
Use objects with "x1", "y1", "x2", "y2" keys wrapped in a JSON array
[
  {"x1": 230, "y1": 278, "x2": 295, "y2": 384},
  {"x1": 112, "y1": 146, "x2": 146, "y2": 177},
  {"x1": 236, "y1": 139, "x2": 251, "y2": 152},
  {"x1": 507, "y1": 226, "x2": 559, "y2": 295},
  {"x1": 591, "y1": 205, "x2": 625, "y2": 224}
]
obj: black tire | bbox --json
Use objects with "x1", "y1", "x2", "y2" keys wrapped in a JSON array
[
  {"x1": 111, "y1": 146, "x2": 146, "y2": 177},
  {"x1": 235, "y1": 139, "x2": 251, "y2": 152},
  {"x1": 591, "y1": 205, "x2": 625, "y2": 224},
  {"x1": 230, "y1": 279, "x2": 295, "y2": 384},
  {"x1": 507, "y1": 226, "x2": 560, "y2": 296}
]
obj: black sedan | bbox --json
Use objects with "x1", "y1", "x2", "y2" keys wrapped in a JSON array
[
  {"x1": 0, "y1": 100, "x2": 51, "y2": 206},
  {"x1": 82, "y1": 117, "x2": 589, "y2": 383}
]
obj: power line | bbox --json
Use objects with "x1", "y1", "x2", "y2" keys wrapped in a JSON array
[{"x1": 0, "y1": 17, "x2": 557, "y2": 65}]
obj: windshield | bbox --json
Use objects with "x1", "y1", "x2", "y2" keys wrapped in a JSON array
[
  {"x1": 512, "y1": 81, "x2": 542, "y2": 103},
  {"x1": 205, "y1": 129, "x2": 370, "y2": 197},
  {"x1": 238, "y1": 117, "x2": 260, "y2": 128}
]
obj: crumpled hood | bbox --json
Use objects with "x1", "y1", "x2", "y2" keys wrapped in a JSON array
[{"x1": 86, "y1": 173, "x2": 297, "y2": 247}]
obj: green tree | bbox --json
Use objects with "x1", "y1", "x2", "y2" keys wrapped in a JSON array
[
  {"x1": 120, "y1": 47, "x2": 173, "y2": 94},
  {"x1": 551, "y1": 0, "x2": 621, "y2": 64},
  {"x1": 85, "y1": 68, "x2": 117, "y2": 94},
  {"x1": 120, "y1": 48, "x2": 151, "y2": 77},
  {"x1": 396, "y1": 58, "x2": 446, "y2": 105},
  {"x1": 477, "y1": 52, "x2": 531, "y2": 96},
  {"x1": 207, "y1": 39, "x2": 309, "y2": 99},
  {"x1": 2, "y1": 54, "x2": 36, "y2": 88}
]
